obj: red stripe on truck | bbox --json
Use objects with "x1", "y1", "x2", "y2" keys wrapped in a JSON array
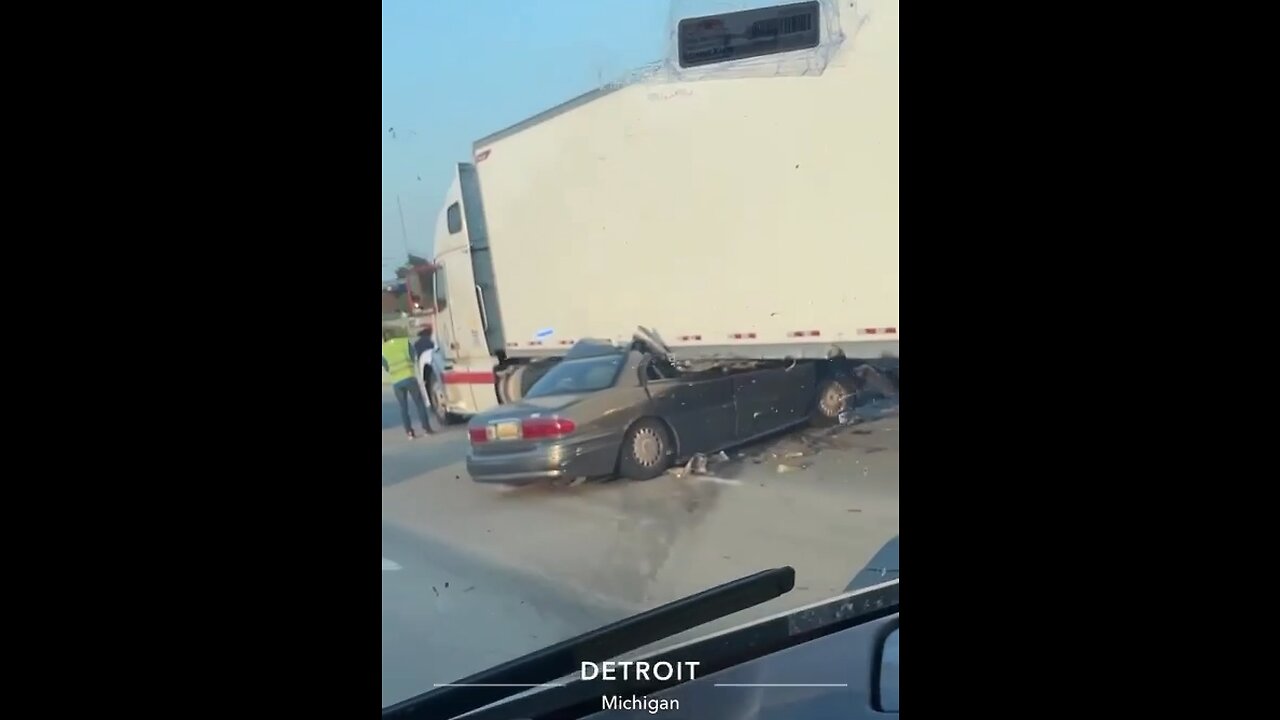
[{"x1": 443, "y1": 371, "x2": 496, "y2": 384}]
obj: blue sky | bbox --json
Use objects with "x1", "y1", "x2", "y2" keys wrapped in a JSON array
[{"x1": 381, "y1": 0, "x2": 675, "y2": 280}]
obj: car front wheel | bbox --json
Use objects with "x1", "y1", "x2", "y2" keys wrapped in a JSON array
[{"x1": 811, "y1": 374, "x2": 855, "y2": 427}]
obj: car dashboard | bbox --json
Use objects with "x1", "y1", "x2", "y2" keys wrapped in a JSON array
[
  {"x1": 575, "y1": 606, "x2": 899, "y2": 719},
  {"x1": 383, "y1": 562, "x2": 899, "y2": 720}
]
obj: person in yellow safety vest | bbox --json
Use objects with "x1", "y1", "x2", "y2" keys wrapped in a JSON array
[{"x1": 383, "y1": 330, "x2": 434, "y2": 439}]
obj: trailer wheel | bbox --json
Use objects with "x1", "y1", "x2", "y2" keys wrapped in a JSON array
[
  {"x1": 811, "y1": 374, "x2": 855, "y2": 427},
  {"x1": 617, "y1": 418, "x2": 674, "y2": 481}
]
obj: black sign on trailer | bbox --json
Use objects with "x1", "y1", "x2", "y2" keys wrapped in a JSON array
[{"x1": 677, "y1": 1, "x2": 822, "y2": 69}]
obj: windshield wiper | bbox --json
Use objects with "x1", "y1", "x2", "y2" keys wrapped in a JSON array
[{"x1": 382, "y1": 566, "x2": 796, "y2": 720}]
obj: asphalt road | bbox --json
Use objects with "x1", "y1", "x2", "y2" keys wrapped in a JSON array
[{"x1": 381, "y1": 387, "x2": 900, "y2": 708}]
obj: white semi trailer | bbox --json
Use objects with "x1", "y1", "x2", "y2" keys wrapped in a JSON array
[{"x1": 421, "y1": 0, "x2": 898, "y2": 425}]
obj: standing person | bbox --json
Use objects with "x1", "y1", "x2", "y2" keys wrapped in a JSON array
[
  {"x1": 412, "y1": 325, "x2": 438, "y2": 417},
  {"x1": 383, "y1": 330, "x2": 433, "y2": 439}
]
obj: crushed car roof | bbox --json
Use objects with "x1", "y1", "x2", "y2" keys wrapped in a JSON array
[{"x1": 562, "y1": 338, "x2": 624, "y2": 360}]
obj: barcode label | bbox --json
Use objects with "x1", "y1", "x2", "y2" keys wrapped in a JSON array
[
  {"x1": 678, "y1": 2, "x2": 821, "y2": 69},
  {"x1": 780, "y1": 13, "x2": 813, "y2": 35},
  {"x1": 750, "y1": 13, "x2": 813, "y2": 39}
]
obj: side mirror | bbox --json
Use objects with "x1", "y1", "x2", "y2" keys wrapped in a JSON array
[{"x1": 877, "y1": 627, "x2": 899, "y2": 713}]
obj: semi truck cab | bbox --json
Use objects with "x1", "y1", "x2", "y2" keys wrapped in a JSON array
[{"x1": 426, "y1": 164, "x2": 502, "y2": 420}]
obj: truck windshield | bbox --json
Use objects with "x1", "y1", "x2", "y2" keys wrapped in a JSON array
[{"x1": 524, "y1": 355, "x2": 624, "y2": 398}]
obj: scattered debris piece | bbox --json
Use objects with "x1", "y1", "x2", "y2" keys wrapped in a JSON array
[
  {"x1": 463, "y1": 585, "x2": 475, "y2": 593},
  {"x1": 776, "y1": 463, "x2": 807, "y2": 474},
  {"x1": 444, "y1": 582, "x2": 449, "y2": 588},
  {"x1": 670, "y1": 452, "x2": 716, "y2": 478},
  {"x1": 689, "y1": 453, "x2": 707, "y2": 475},
  {"x1": 432, "y1": 586, "x2": 439, "y2": 596},
  {"x1": 846, "y1": 508, "x2": 862, "y2": 513}
]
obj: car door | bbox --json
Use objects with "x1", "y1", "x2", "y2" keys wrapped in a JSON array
[
  {"x1": 641, "y1": 357, "x2": 737, "y2": 457},
  {"x1": 732, "y1": 362, "x2": 817, "y2": 439}
]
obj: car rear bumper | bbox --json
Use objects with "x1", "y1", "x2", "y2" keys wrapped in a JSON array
[{"x1": 466, "y1": 434, "x2": 621, "y2": 485}]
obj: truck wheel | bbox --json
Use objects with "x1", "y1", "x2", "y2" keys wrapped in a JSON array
[
  {"x1": 497, "y1": 366, "x2": 522, "y2": 404},
  {"x1": 617, "y1": 418, "x2": 673, "y2": 481},
  {"x1": 427, "y1": 372, "x2": 465, "y2": 425},
  {"x1": 496, "y1": 359, "x2": 561, "y2": 404},
  {"x1": 811, "y1": 375, "x2": 855, "y2": 427}
]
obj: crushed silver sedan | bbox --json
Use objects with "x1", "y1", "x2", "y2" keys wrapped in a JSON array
[{"x1": 465, "y1": 332, "x2": 821, "y2": 485}]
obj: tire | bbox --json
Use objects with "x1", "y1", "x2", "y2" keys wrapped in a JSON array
[
  {"x1": 617, "y1": 418, "x2": 674, "y2": 481},
  {"x1": 427, "y1": 371, "x2": 465, "y2": 425},
  {"x1": 496, "y1": 366, "x2": 521, "y2": 405},
  {"x1": 496, "y1": 359, "x2": 561, "y2": 404},
  {"x1": 811, "y1": 374, "x2": 855, "y2": 427}
]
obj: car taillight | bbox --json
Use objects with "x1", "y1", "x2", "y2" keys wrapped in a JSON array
[
  {"x1": 521, "y1": 417, "x2": 576, "y2": 439},
  {"x1": 468, "y1": 427, "x2": 488, "y2": 444}
]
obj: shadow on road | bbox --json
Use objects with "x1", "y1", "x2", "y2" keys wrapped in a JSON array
[
  {"x1": 488, "y1": 475, "x2": 627, "y2": 500},
  {"x1": 382, "y1": 433, "x2": 470, "y2": 487},
  {"x1": 381, "y1": 521, "x2": 628, "y2": 707},
  {"x1": 487, "y1": 474, "x2": 731, "y2": 606}
]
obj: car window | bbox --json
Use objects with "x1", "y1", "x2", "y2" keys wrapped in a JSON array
[{"x1": 525, "y1": 354, "x2": 625, "y2": 398}]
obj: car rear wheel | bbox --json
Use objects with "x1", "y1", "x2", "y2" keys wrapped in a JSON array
[{"x1": 617, "y1": 418, "x2": 673, "y2": 481}]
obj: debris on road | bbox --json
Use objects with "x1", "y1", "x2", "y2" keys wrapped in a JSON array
[
  {"x1": 657, "y1": 391, "x2": 896, "y2": 480},
  {"x1": 668, "y1": 450, "x2": 733, "y2": 479},
  {"x1": 732, "y1": 390, "x2": 898, "y2": 476},
  {"x1": 668, "y1": 454, "x2": 707, "y2": 478}
]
